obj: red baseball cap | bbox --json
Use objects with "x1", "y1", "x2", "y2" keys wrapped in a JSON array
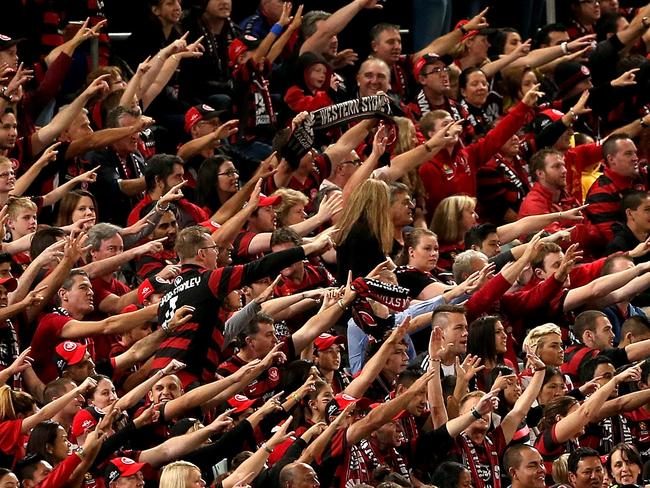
[
  {"x1": 54, "y1": 341, "x2": 87, "y2": 373},
  {"x1": 314, "y1": 333, "x2": 345, "y2": 352},
  {"x1": 71, "y1": 406, "x2": 104, "y2": 438},
  {"x1": 199, "y1": 220, "x2": 221, "y2": 233},
  {"x1": 138, "y1": 277, "x2": 171, "y2": 304},
  {"x1": 228, "y1": 35, "x2": 261, "y2": 67},
  {"x1": 0, "y1": 277, "x2": 17, "y2": 292},
  {"x1": 326, "y1": 393, "x2": 372, "y2": 418},
  {"x1": 413, "y1": 53, "x2": 452, "y2": 78},
  {"x1": 455, "y1": 20, "x2": 480, "y2": 41},
  {"x1": 227, "y1": 394, "x2": 260, "y2": 414},
  {"x1": 258, "y1": 193, "x2": 282, "y2": 207},
  {"x1": 184, "y1": 104, "x2": 225, "y2": 133},
  {"x1": 105, "y1": 457, "x2": 147, "y2": 484}
]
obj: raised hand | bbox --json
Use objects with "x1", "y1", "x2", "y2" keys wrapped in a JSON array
[
  {"x1": 465, "y1": 7, "x2": 489, "y2": 31},
  {"x1": 34, "y1": 142, "x2": 61, "y2": 168},
  {"x1": 456, "y1": 354, "x2": 485, "y2": 382},
  {"x1": 214, "y1": 120, "x2": 239, "y2": 141},
  {"x1": 522, "y1": 83, "x2": 544, "y2": 107},
  {"x1": 167, "y1": 305, "x2": 195, "y2": 332},
  {"x1": 159, "y1": 180, "x2": 186, "y2": 206},
  {"x1": 371, "y1": 122, "x2": 389, "y2": 158},
  {"x1": 278, "y1": 1, "x2": 293, "y2": 27},
  {"x1": 254, "y1": 275, "x2": 281, "y2": 304},
  {"x1": 161, "y1": 359, "x2": 186, "y2": 376}
]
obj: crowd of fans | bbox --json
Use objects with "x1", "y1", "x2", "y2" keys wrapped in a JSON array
[{"x1": 5, "y1": 1, "x2": 650, "y2": 488}]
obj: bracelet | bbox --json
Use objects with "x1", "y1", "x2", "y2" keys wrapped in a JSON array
[
  {"x1": 560, "y1": 41, "x2": 569, "y2": 55},
  {"x1": 156, "y1": 202, "x2": 170, "y2": 213},
  {"x1": 171, "y1": 54, "x2": 178, "y2": 61},
  {"x1": 459, "y1": 24, "x2": 468, "y2": 36},
  {"x1": 423, "y1": 142, "x2": 433, "y2": 152},
  {"x1": 558, "y1": 211, "x2": 563, "y2": 219},
  {"x1": 262, "y1": 443, "x2": 273, "y2": 454},
  {"x1": 337, "y1": 299, "x2": 347, "y2": 311},
  {"x1": 270, "y1": 23, "x2": 284, "y2": 36},
  {"x1": 470, "y1": 406, "x2": 482, "y2": 419},
  {"x1": 534, "y1": 366, "x2": 546, "y2": 372},
  {"x1": 76, "y1": 447, "x2": 86, "y2": 460},
  {"x1": 569, "y1": 109, "x2": 578, "y2": 120},
  {"x1": 641, "y1": 118, "x2": 649, "y2": 129},
  {"x1": 643, "y1": 16, "x2": 650, "y2": 29}
]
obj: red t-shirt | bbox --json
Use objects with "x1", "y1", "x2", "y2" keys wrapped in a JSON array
[
  {"x1": 90, "y1": 277, "x2": 131, "y2": 358},
  {"x1": 31, "y1": 312, "x2": 75, "y2": 383},
  {"x1": 0, "y1": 418, "x2": 25, "y2": 468}
]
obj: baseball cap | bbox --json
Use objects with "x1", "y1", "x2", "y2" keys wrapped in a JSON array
[
  {"x1": 258, "y1": 193, "x2": 282, "y2": 207},
  {"x1": 72, "y1": 406, "x2": 104, "y2": 438},
  {"x1": 413, "y1": 53, "x2": 452, "y2": 78},
  {"x1": 54, "y1": 341, "x2": 87, "y2": 373},
  {"x1": 369, "y1": 402, "x2": 409, "y2": 421},
  {"x1": 227, "y1": 394, "x2": 260, "y2": 414},
  {"x1": 104, "y1": 457, "x2": 146, "y2": 484},
  {"x1": 326, "y1": 393, "x2": 372, "y2": 419},
  {"x1": 228, "y1": 35, "x2": 261, "y2": 67},
  {"x1": 0, "y1": 276, "x2": 17, "y2": 292},
  {"x1": 184, "y1": 104, "x2": 227, "y2": 133},
  {"x1": 554, "y1": 61, "x2": 591, "y2": 98},
  {"x1": 198, "y1": 220, "x2": 221, "y2": 233},
  {"x1": 314, "y1": 333, "x2": 345, "y2": 352},
  {"x1": 138, "y1": 277, "x2": 171, "y2": 304},
  {"x1": 533, "y1": 108, "x2": 565, "y2": 136},
  {"x1": 0, "y1": 34, "x2": 24, "y2": 51}
]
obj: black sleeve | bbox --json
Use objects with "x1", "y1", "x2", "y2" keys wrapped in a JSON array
[
  {"x1": 414, "y1": 423, "x2": 454, "y2": 457},
  {"x1": 488, "y1": 249, "x2": 515, "y2": 272},
  {"x1": 183, "y1": 419, "x2": 258, "y2": 484},
  {"x1": 241, "y1": 247, "x2": 306, "y2": 285},
  {"x1": 94, "y1": 420, "x2": 137, "y2": 465},
  {"x1": 252, "y1": 438, "x2": 308, "y2": 488},
  {"x1": 599, "y1": 347, "x2": 630, "y2": 368},
  {"x1": 396, "y1": 269, "x2": 436, "y2": 298}
]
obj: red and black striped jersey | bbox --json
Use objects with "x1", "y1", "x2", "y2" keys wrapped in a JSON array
[{"x1": 151, "y1": 247, "x2": 306, "y2": 388}]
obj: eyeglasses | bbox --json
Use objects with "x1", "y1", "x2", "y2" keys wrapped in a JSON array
[
  {"x1": 423, "y1": 66, "x2": 450, "y2": 76},
  {"x1": 218, "y1": 169, "x2": 239, "y2": 177},
  {"x1": 0, "y1": 171, "x2": 15, "y2": 179},
  {"x1": 341, "y1": 159, "x2": 362, "y2": 166},
  {"x1": 200, "y1": 244, "x2": 219, "y2": 251}
]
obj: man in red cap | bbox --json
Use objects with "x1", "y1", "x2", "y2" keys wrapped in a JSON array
[
  {"x1": 313, "y1": 333, "x2": 349, "y2": 394},
  {"x1": 53, "y1": 341, "x2": 96, "y2": 384},
  {"x1": 367, "y1": 10, "x2": 488, "y2": 103},
  {"x1": 413, "y1": 53, "x2": 464, "y2": 121},
  {"x1": 104, "y1": 457, "x2": 147, "y2": 488}
]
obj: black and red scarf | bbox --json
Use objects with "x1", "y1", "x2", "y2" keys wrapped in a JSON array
[{"x1": 350, "y1": 277, "x2": 410, "y2": 340}]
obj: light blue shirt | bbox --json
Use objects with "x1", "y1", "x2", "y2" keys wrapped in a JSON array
[{"x1": 347, "y1": 295, "x2": 450, "y2": 374}]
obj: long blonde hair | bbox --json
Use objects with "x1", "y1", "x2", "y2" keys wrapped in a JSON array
[
  {"x1": 160, "y1": 461, "x2": 201, "y2": 488},
  {"x1": 393, "y1": 117, "x2": 426, "y2": 210},
  {"x1": 430, "y1": 195, "x2": 476, "y2": 244},
  {"x1": 335, "y1": 179, "x2": 393, "y2": 254}
]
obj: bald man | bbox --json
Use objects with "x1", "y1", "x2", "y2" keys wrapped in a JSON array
[
  {"x1": 504, "y1": 444, "x2": 546, "y2": 488},
  {"x1": 279, "y1": 462, "x2": 320, "y2": 488}
]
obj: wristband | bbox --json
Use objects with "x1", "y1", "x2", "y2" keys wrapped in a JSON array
[
  {"x1": 569, "y1": 109, "x2": 578, "y2": 120},
  {"x1": 459, "y1": 24, "x2": 468, "y2": 36},
  {"x1": 470, "y1": 406, "x2": 482, "y2": 419},
  {"x1": 641, "y1": 118, "x2": 649, "y2": 129},
  {"x1": 270, "y1": 23, "x2": 284, "y2": 36},
  {"x1": 643, "y1": 16, "x2": 650, "y2": 29},
  {"x1": 156, "y1": 202, "x2": 170, "y2": 213},
  {"x1": 337, "y1": 299, "x2": 347, "y2": 311},
  {"x1": 76, "y1": 447, "x2": 86, "y2": 460},
  {"x1": 534, "y1": 366, "x2": 546, "y2": 372},
  {"x1": 262, "y1": 443, "x2": 273, "y2": 454},
  {"x1": 560, "y1": 41, "x2": 569, "y2": 55}
]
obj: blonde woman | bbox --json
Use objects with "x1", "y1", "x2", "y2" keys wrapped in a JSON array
[
  {"x1": 160, "y1": 461, "x2": 205, "y2": 488},
  {"x1": 393, "y1": 117, "x2": 427, "y2": 228},
  {"x1": 430, "y1": 194, "x2": 585, "y2": 270},
  {"x1": 335, "y1": 179, "x2": 393, "y2": 283},
  {"x1": 272, "y1": 188, "x2": 310, "y2": 228}
]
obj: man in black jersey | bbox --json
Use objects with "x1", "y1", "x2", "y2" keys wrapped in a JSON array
[{"x1": 152, "y1": 225, "x2": 332, "y2": 388}]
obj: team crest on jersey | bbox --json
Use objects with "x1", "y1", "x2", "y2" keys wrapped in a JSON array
[{"x1": 268, "y1": 367, "x2": 279, "y2": 381}]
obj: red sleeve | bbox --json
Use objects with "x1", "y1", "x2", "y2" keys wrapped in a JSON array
[
  {"x1": 208, "y1": 266, "x2": 245, "y2": 296},
  {"x1": 25, "y1": 53, "x2": 73, "y2": 120},
  {"x1": 569, "y1": 257, "x2": 607, "y2": 288},
  {"x1": 566, "y1": 142, "x2": 602, "y2": 175},
  {"x1": 36, "y1": 452, "x2": 83, "y2": 488},
  {"x1": 519, "y1": 190, "x2": 553, "y2": 219},
  {"x1": 316, "y1": 426, "x2": 347, "y2": 464},
  {"x1": 284, "y1": 86, "x2": 333, "y2": 112},
  {"x1": 500, "y1": 276, "x2": 565, "y2": 336},
  {"x1": 0, "y1": 419, "x2": 22, "y2": 454},
  {"x1": 465, "y1": 273, "x2": 512, "y2": 321},
  {"x1": 178, "y1": 200, "x2": 209, "y2": 224},
  {"x1": 466, "y1": 101, "x2": 533, "y2": 171}
]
